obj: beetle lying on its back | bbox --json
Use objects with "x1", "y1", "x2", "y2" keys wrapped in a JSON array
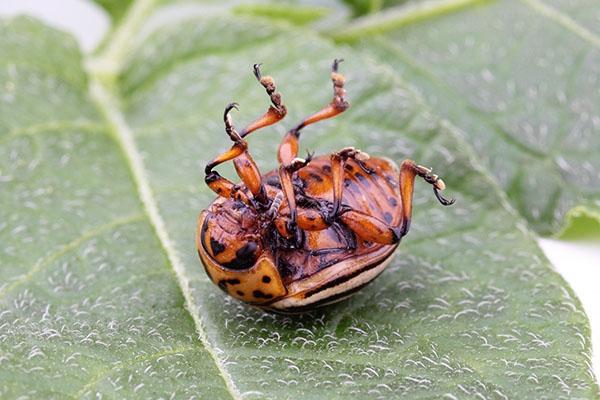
[{"x1": 197, "y1": 60, "x2": 454, "y2": 313}]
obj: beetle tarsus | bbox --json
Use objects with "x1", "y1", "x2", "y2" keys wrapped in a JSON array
[
  {"x1": 224, "y1": 103, "x2": 243, "y2": 142},
  {"x1": 433, "y1": 185, "x2": 455, "y2": 206},
  {"x1": 415, "y1": 165, "x2": 455, "y2": 206}
]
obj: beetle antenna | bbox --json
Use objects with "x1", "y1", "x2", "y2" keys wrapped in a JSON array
[{"x1": 267, "y1": 192, "x2": 284, "y2": 219}]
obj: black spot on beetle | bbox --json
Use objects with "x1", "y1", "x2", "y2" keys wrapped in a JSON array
[
  {"x1": 355, "y1": 173, "x2": 368, "y2": 183},
  {"x1": 218, "y1": 278, "x2": 241, "y2": 291},
  {"x1": 262, "y1": 275, "x2": 271, "y2": 283},
  {"x1": 236, "y1": 242, "x2": 257, "y2": 259},
  {"x1": 388, "y1": 196, "x2": 398, "y2": 207},
  {"x1": 232, "y1": 201, "x2": 245, "y2": 210},
  {"x1": 309, "y1": 172, "x2": 324, "y2": 183},
  {"x1": 236, "y1": 290, "x2": 244, "y2": 296},
  {"x1": 222, "y1": 242, "x2": 258, "y2": 270},
  {"x1": 265, "y1": 174, "x2": 281, "y2": 188},
  {"x1": 384, "y1": 212, "x2": 393, "y2": 223},
  {"x1": 253, "y1": 290, "x2": 273, "y2": 299},
  {"x1": 210, "y1": 238, "x2": 226, "y2": 256}
]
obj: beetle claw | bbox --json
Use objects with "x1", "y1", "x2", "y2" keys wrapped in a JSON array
[
  {"x1": 305, "y1": 150, "x2": 315, "y2": 164},
  {"x1": 433, "y1": 185, "x2": 455, "y2": 206},
  {"x1": 332, "y1": 58, "x2": 344, "y2": 73},
  {"x1": 253, "y1": 63, "x2": 263, "y2": 80},
  {"x1": 224, "y1": 102, "x2": 239, "y2": 118},
  {"x1": 285, "y1": 220, "x2": 304, "y2": 248}
]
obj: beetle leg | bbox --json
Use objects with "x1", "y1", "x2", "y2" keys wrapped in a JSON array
[
  {"x1": 278, "y1": 59, "x2": 349, "y2": 166},
  {"x1": 339, "y1": 210, "x2": 402, "y2": 244},
  {"x1": 277, "y1": 59, "x2": 350, "y2": 238},
  {"x1": 330, "y1": 147, "x2": 370, "y2": 219},
  {"x1": 339, "y1": 161, "x2": 454, "y2": 244},
  {"x1": 240, "y1": 64, "x2": 287, "y2": 138},
  {"x1": 205, "y1": 63, "x2": 287, "y2": 205},
  {"x1": 274, "y1": 207, "x2": 331, "y2": 240},
  {"x1": 398, "y1": 160, "x2": 455, "y2": 237},
  {"x1": 278, "y1": 155, "x2": 313, "y2": 246},
  {"x1": 205, "y1": 103, "x2": 269, "y2": 204}
]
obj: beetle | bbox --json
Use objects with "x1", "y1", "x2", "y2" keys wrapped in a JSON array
[{"x1": 197, "y1": 60, "x2": 454, "y2": 313}]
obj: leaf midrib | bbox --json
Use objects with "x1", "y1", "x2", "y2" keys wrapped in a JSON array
[
  {"x1": 85, "y1": 77, "x2": 240, "y2": 399},
  {"x1": 84, "y1": 2, "x2": 241, "y2": 397}
]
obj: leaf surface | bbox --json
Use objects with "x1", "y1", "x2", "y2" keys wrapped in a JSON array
[{"x1": 0, "y1": 4, "x2": 598, "y2": 400}]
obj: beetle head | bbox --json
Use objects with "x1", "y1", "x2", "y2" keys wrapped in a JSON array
[
  {"x1": 197, "y1": 208, "x2": 287, "y2": 305},
  {"x1": 200, "y1": 200, "x2": 263, "y2": 270}
]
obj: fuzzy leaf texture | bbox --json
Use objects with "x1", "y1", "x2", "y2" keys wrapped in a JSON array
[{"x1": 0, "y1": 1, "x2": 598, "y2": 399}]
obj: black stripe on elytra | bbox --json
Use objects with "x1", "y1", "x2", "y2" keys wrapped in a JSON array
[
  {"x1": 274, "y1": 280, "x2": 374, "y2": 314},
  {"x1": 303, "y1": 252, "x2": 392, "y2": 299},
  {"x1": 218, "y1": 278, "x2": 241, "y2": 291}
]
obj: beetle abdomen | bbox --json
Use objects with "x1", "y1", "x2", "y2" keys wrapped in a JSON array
[
  {"x1": 265, "y1": 155, "x2": 402, "y2": 286},
  {"x1": 266, "y1": 244, "x2": 397, "y2": 313}
]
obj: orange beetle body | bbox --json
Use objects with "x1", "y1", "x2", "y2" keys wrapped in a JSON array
[
  {"x1": 198, "y1": 155, "x2": 403, "y2": 313},
  {"x1": 197, "y1": 61, "x2": 453, "y2": 313}
]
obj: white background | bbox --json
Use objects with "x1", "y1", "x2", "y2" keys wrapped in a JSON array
[{"x1": 2, "y1": 0, "x2": 599, "y2": 378}]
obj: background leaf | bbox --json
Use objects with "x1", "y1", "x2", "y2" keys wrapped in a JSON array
[
  {"x1": 1, "y1": 2, "x2": 598, "y2": 399},
  {"x1": 94, "y1": 0, "x2": 134, "y2": 21}
]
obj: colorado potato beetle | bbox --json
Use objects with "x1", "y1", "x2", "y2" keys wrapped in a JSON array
[{"x1": 197, "y1": 60, "x2": 454, "y2": 313}]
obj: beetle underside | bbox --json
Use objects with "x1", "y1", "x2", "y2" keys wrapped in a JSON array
[{"x1": 198, "y1": 60, "x2": 454, "y2": 311}]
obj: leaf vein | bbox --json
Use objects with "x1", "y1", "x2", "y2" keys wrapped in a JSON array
[
  {"x1": 0, "y1": 213, "x2": 145, "y2": 300},
  {"x1": 520, "y1": 0, "x2": 600, "y2": 49}
]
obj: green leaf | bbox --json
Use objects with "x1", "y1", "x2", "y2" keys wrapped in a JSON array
[
  {"x1": 94, "y1": 0, "x2": 134, "y2": 21},
  {"x1": 341, "y1": 0, "x2": 383, "y2": 16},
  {"x1": 559, "y1": 203, "x2": 600, "y2": 240},
  {"x1": 232, "y1": 3, "x2": 331, "y2": 26},
  {"x1": 333, "y1": 0, "x2": 600, "y2": 236},
  {"x1": 1, "y1": 4, "x2": 598, "y2": 400}
]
